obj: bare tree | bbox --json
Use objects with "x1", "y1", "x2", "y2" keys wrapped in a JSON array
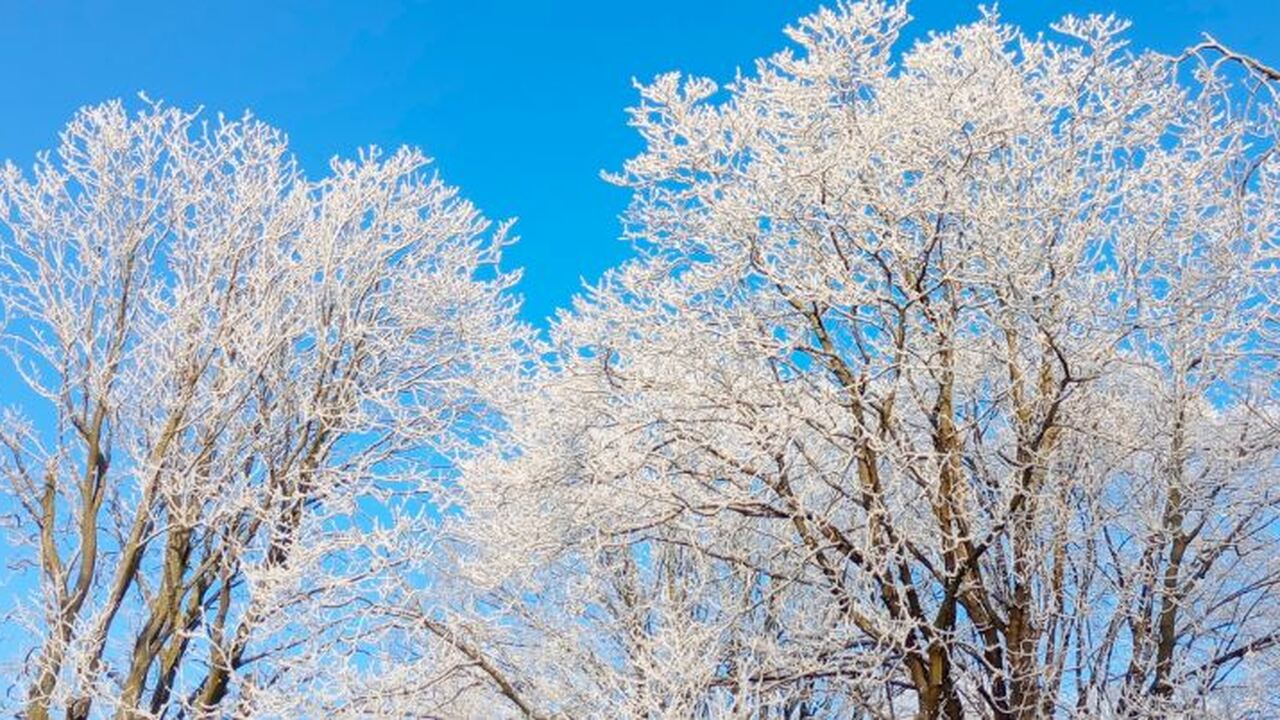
[
  {"x1": 4, "y1": 4, "x2": 1280, "y2": 720},
  {"x1": 456, "y1": 3, "x2": 1280, "y2": 718},
  {"x1": 0, "y1": 100, "x2": 529, "y2": 719}
]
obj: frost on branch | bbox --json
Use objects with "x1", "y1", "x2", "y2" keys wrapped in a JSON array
[
  {"x1": 459, "y1": 2, "x2": 1280, "y2": 718},
  {"x1": 0, "y1": 101, "x2": 530, "y2": 718}
]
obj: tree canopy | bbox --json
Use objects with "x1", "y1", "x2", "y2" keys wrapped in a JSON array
[{"x1": 3, "y1": 3, "x2": 1280, "y2": 718}]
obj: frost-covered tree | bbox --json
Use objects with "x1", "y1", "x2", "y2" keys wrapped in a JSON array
[
  {"x1": 0, "y1": 101, "x2": 529, "y2": 719},
  {"x1": 4, "y1": 5, "x2": 1280, "y2": 720},
  {"x1": 457, "y1": 3, "x2": 1280, "y2": 718}
]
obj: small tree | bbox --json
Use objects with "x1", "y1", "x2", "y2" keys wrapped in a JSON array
[
  {"x1": 458, "y1": 3, "x2": 1280, "y2": 718},
  {"x1": 0, "y1": 101, "x2": 528, "y2": 718}
]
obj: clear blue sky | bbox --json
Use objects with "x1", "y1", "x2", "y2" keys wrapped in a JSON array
[{"x1": 0, "y1": 0, "x2": 1276, "y2": 325}]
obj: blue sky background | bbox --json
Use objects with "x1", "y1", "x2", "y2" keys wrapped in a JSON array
[{"x1": 0, "y1": 0, "x2": 1276, "y2": 325}]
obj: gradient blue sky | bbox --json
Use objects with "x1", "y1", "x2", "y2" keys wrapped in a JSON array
[{"x1": 0, "y1": 0, "x2": 1276, "y2": 325}]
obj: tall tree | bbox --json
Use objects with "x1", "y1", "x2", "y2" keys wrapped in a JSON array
[
  {"x1": 457, "y1": 3, "x2": 1280, "y2": 718},
  {"x1": 0, "y1": 101, "x2": 529, "y2": 719}
]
